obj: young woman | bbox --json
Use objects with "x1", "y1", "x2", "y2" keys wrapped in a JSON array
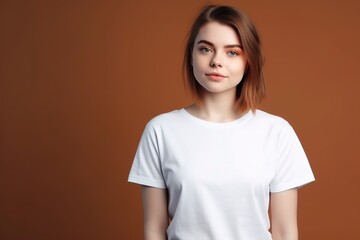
[{"x1": 128, "y1": 5, "x2": 315, "y2": 240}]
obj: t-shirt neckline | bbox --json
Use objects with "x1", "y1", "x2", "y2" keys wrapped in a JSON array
[{"x1": 179, "y1": 108, "x2": 253, "y2": 129}]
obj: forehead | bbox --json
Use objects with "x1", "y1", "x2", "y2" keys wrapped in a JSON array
[{"x1": 195, "y1": 21, "x2": 240, "y2": 45}]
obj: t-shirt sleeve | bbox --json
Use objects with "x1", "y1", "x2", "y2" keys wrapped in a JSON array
[
  {"x1": 128, "y1": 121, "x2": 166, "y2": 189},
  {"x1": 270, "y1": 123, "x2": 315, "y2": 193}
]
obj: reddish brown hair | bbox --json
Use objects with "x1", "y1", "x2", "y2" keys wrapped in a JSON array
[{"x1": 183, "y1": 5, "x2": 265, "y2": 113}]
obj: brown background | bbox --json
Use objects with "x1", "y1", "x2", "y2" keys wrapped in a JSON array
[{"x1": 1, "y1": 0, "x2": 359, "y2": 239}]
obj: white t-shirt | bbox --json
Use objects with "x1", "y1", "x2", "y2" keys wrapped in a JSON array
[{"x1": 128, "y1": 108, "x2": 315, "y2": 240}]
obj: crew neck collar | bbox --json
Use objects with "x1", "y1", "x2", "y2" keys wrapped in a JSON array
[{"x1": 179, "y1": 108, "x2": 253, "y2": 129}]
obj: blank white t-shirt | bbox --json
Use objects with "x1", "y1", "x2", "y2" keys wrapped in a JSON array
[{"x1": 128, "y1": 108, "x2": 315, "y2": 240}]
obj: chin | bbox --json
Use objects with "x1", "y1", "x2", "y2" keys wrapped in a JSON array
[{"x1": 202, "y1": 87, "x2": 234, "y2": 94}]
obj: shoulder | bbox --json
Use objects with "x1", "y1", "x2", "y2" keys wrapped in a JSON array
[
  {"x1": 250, "y1": 109, "x2": 296, "y2": 136},
  {"x1": 145, "y1": 109, "x2": 183, "y2": 130},
  {"x1": 252, "y1": 109, "x2": 291, "y2": 127}
]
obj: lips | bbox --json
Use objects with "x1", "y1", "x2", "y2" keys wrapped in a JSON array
[
  {"x1": 205, "y1": 72, "x2": 227, "y2": 77},
  {"x1": 205, "y1": 72, "x2": 228, "y2": 81}
]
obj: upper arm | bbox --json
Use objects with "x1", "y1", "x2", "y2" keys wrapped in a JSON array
[
  {"x1": 270, "y1": 188, "x2": 298, "y2": 240},
  {"x1": 141, "y1": 186, "x2": 169, "y2": 239}
]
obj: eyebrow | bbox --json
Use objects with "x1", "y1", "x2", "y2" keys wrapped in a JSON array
[{"x1": 197, "y1": 40, "x2": 242, "y2": 49}]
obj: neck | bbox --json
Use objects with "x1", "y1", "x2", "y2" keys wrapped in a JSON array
[{"x1": 187, "y1": 91, "x2": 242, "y2": 123}]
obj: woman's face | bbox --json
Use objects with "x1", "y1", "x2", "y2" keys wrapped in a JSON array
[{"x1": 192, "y1": 21, "x2": 247, "y2": 96}]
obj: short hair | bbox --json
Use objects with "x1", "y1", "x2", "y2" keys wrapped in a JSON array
[{"x1": 183, "y1": 5, "x2": 265, "y2": 113}]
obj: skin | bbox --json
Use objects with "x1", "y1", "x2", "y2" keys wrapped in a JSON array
[
  {"x1": 271, "y1": 189, "x2": 299, "y2": 240},
  {"x1": 142, "y1": 21, "x2": 299, "y2": 240},
  {"x1": 142, "y1": 187, "x2": 168, "y2": 240},
  {"x1": 189, "y1": 21, "x2": 247, "y2": 122}
]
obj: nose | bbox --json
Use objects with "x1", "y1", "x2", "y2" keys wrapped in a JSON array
[{"x1": 210, "y1": 53, "x2": 222, "y2": 68}]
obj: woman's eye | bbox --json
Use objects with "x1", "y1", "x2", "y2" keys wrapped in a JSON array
[
  {"x1": 227, "y1": 50, "x2": 239, "y2": 56},
  {"x1": 199, "y1": 47, "x2": 212, "y2": 54}
]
